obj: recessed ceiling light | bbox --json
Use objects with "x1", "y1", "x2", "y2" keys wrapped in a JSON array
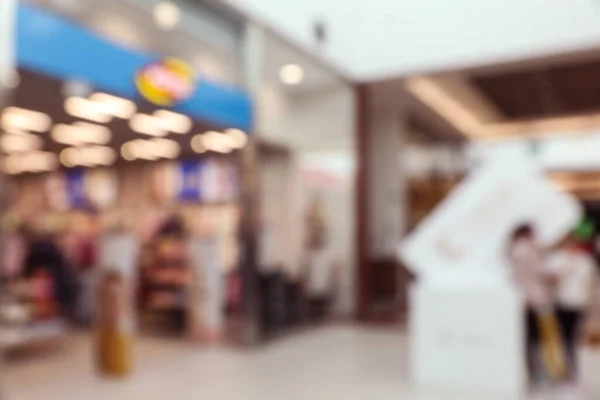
[
  {"x1": 52, "y1": 123, "x2": 112, "y2": 146},
  {"x1": 5, "y1": 151, "x2": 57, "y2": 173},
  {"x1": 279, "y1": 64, "x2": 305, "y2": 85},
  {"x1": 60, "y1": 147, "x2": 80, "y2": 167},
  {"x1": 1, "y1": 107, "x2": 52, "y2": 133},
  {"x1": 1, "y1": 133, "x2": 43, "y2": 153},
  {"x1": 72, "y1": 122, "x2": 112, "y2": 144},
  {"x1": 85, "y1": 146, "x2": 117, "y2": 166},
  {"x1": 89, "y1": 92, "x2": 137, "y2": 119},
  {"x1": 225, "y1": 128, "x2": 248, "y2": 149},
  {"x1": 154, "y1": 109, "x2": 192, "y2": 134},
  {"x1": 121, "y1": 139, "x2": 177, "y2": 160},
  {"x1": 2, "y1": 156, "x2": 19, "y2": 175},
  {"x1": 191, "y1": 134, "x2": 207, "y2": 154},
  {"x1": 202, "y1": 131, "x2": 233, "y2": 153},
  {"x1": 130, "y1": 113, "x2": 167, "y2": 136},
  {"x1": 153, "y1": 1, "x2": 180, "y2": 31},
  {"x1": 151, "y1": 138, "x2": 180, "y2": 159},
  {"x1": 64, "y1": 97, "x2": 112, "y2": 123},
  {"x1": 60, "y1": 146, "x2": 116, "y2": 167},
  {"x1": 121, "y1": 141, "x2": 138, "y2": 161}
]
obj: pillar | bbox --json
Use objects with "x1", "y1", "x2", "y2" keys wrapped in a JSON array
[
  {"x1": 356, "y1": 84, "x2": 407, "y2": 321},
  {"x1": 237, "y1": 21, "x2": 264, "y2": 344}
]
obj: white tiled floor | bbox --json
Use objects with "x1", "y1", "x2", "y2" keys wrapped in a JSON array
[{"x1": 3, "y1": 325, "x2": 600, "y2": 400}]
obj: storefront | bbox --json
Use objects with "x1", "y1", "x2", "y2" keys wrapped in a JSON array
[
  {"x1": 250, "y1": 30, "x2": 356, "y2": 339},
  {"x1": 0, "y1": 3, "x2": 253, "y2": 346}
]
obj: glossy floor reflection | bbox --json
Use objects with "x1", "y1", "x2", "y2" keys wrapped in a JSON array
[{"x1": 4, "y1": 325, "x2": 600, "y2": 399}]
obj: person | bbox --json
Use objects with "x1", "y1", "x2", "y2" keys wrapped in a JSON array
[
  {"x1": 507, "y1": 223, "x2": 551, "y2": 382},
  {"x1": 72, "y1": 211, "x2": 100, "y2": 326},
  {"x1": 302, "y1": 193, "x2": 334, "y2": 322},
  {"x1": 546, "y1": 233, "x2": 598, "y2": 383},
  {"x1": 22, "y1": 224, "x2": 78, "y2": 320},
  {"x1": 305, "y1": 248, "x2": 339, "y2": 322}
]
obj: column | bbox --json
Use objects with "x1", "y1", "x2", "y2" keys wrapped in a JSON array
[
  {"x1": 237, "y1": 21, "x2": 264, "y2": 345},
  {"x1": 356, "y1": 84, "x2": 407, "y2": 320}
]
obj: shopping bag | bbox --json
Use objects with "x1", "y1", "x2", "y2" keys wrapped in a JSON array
[{"x1": 537, "y1": 312, "x2": 567, "y2": 381}]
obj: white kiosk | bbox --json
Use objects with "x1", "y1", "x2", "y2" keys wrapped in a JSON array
[{"x1": 400, "y1": 155, "x2": 581, "y2": 396}]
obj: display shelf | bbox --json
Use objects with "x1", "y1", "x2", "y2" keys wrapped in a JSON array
[{"x1": 0, "y1": 318, "x2": 68, "y2": 348}]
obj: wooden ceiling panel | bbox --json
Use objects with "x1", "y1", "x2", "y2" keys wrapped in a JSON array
[{"x1": 471, "y1": 59, "x2": 600, "y2": 121}]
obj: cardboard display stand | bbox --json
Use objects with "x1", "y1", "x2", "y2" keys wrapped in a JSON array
[
  {"x1": 400, "y1": 155, "x2": 582, "y2": 396},
  {"x1": 96, "y1": 233, "x2": 138, "y2": 377},
  {"x1": 411, "y1": 283, "x2": 524, "y2": 396}
]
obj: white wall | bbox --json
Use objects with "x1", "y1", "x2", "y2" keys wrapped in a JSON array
[
  {"x1": 0, "y1": 0, "x2": 16, "y2": 89},
  {"x1": 255, "y1": 83, "x2": 293, "y2": 145},
  {"x1": 287, "y1": 85, "x2": 355, "y2": 151},
  {"x1": 255, "y1": 80, "x2": 357, "y2": 316},
  {"x1": 256, "y1": 83, "x2": 355, "y2": 151},
  {"x1": 223, "y1": 0, "x2": 600, "y2": 80},
  {"x1": 295, "y1": 152, "x2": 356, "y2": 316}
]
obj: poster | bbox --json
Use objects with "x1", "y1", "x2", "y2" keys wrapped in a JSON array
[
  {"x1": 65, "y1": 169, "x2": 86, "y2": 208},
  {"x1": 172, "y1": 159, "x2": 238, "y2": 203},
  {"x1": 177, "y1": 160, "x2": 202, "y2": 201},
  {"x1": 200, "y1": 159, "x2": 238, "y2": 203},
  {"x1": 45, "y1": 169, "x2": 118, "y2": 211}
]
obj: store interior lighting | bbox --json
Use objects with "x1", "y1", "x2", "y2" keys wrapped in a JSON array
[
  {"x1": 151, "y1": 138, "x2": 181, "y2": 159},
  {"x1": 120, "y1": 141, "x2": 137, "y2": 161},
  {"x1": 130, "y1": 113, "x2": 168, "y2": 137},
  {"x1": 154, "y1": 109, "x2": 192, "y2": 134},
  {"x1": 121, "y1": 138, "x2": 180, "y2": 160},
  {"x1": 64, "y1": 97, "x2": 112, "y2": 123},
  {"x1": 89, "y1": 92, "x2": 137, "y2": 119},
  {"x1": 2, "y1": 127, "x2": 30, "y2": 135},
  {"x1": 279, "y1": 64, "x2": 305, "y2": 85},
  {"x1": 59, "y1": 147, "x2": 78, "y2": 167},
  {"x1": 201, "y1": 131, "x2": 234, "y2": 153},
  {"x1": 153, "y1": 1, "x2": 180, "y2": 31},
  {"x1": 60, "y1": 146, "x2": 116, "y2": 167},
  {"x1": 225, "y1": 128, "x2": 248, "y2": 149},
  {"x1": 0, "y1": 133, "x2": 43, "y2": 153},
  {"x1": 52, "y1": 122, "x2": 112, "y2": 146},
  {"x1": 191, "y1": 134, "x2": 207, "y2": 154},
  {"x1": 3, "y1": 151, "x2": 58, "y2": 174},
  {"x1": 85, "y1": 146, "x2": 117, "y2": 166},
  {"x1": 1, "y1": 107, "x2": 52, "y2": 133}
]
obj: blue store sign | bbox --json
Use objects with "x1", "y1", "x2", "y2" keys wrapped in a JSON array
[{"x1": 16, "y1": 4, "x2": 252, "y2": 132}]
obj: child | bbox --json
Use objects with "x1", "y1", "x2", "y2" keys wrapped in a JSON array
[{"x1": 546, "y1": 232, "x2": 598, "y2": 383}]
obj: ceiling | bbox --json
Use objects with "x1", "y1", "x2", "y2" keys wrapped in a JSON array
[
  {"x1": 221, "y1": 0, "x2": 600, "y2": 82},
  {"x1": 401, "y1": 52, "x2": 600, "y2": 196},
  {"x1": 404, "y1": 50, "x2": 600, "y2": 142},
  {"x1": 262, "y1": 32, "x2": 341, "y2": 94},
  {"x1": 471, "y1": 58, "x2": 600, "y2": 121}
]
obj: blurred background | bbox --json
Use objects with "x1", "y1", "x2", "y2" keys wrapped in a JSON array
[{"x1": 3, "y1": 1, "x2": 600, "y2": 399}]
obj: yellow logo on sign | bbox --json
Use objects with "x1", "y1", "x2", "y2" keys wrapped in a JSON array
[{"x1": 135, "y1": 58, "x2": 195, "y2": 106}]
